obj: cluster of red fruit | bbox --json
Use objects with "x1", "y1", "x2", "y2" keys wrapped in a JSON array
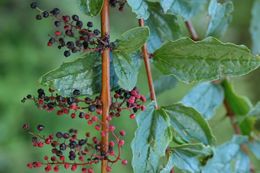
[{"x1": 22, "y1": 87, "x2": 146, "y2": 172}]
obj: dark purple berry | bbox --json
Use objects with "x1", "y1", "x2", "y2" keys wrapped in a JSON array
[
  {"x1": 42, "y1": 11, "x2": 49, "y2": 18},
  {"x1": 72, "y1": 15, "x2": 79, "y2": 21},
  {"x1": 37, "y1": 124, "x2": 45, "y2": 131},
  {"x1": 56, "y1": 132, "x2": 63, "y2": 138},
  {"x1": 93, "y1": 29, "x2": 100, "y2": 35},
  {"x1": 88, "y1": 105, "x2": 96, "y2": 112},
  {"x1": 36, "y1": 14, "x2": 42, "y2": 20},
  {"x1": 50, "y1": 8, "x2": 60, "y2": 15},
  {"x1": 76, "y1": 21, "x2": 83, "y2": 28},
  {"x1": 59, "y1": 143, "x2": 67, "y2": 151},
  {"x1": 30, "y1": 2, "x2": 38, "y2": 9},
  {"x1": 64, "y1": 50, "x2": 71, "y2": 57},
  {"x1": 87, "y1": 22, "x2": 93, "y2": 27}
]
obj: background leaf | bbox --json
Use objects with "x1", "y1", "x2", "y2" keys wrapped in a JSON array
[
  {"x1": 146, "y1": 2, "x2": 182, "y2": 53},
  {"x1": 153, "y1": 75, "x2": 177, "y2": 96},
  {"x1": 127, "y1": 0, "x2": 149, "y2": 19},
  {"x1": 162, "y1": 104, "x2": 215, "y2": 145},
  {"x1": 202, "y1": 135, "x2": 249, "y2": 173},
  {"x1": 115, "y1": 27, "x2": 150, "y2": 54},
  {"x1": 160, "y1": 0, "x2": 207, "y2": 20},
  {"x1": 131, "y1": 102, "x2": 172, "y2": 173},
  {"x1": 206, "y1": 0, "x2": 233, "y2": 38},
  {"x1": 153, "y1": 37, "x2": 260, "y2": 83},
  {"x1": 40, "y1": 53, "x2": 118, "y2": 96},
  {"x1": 79, "y1": 0, "x2": 103, "y2": 16},
  {"x1": 181, "y1": 82, "x2": 224, "y2": 120},
  {"x1": 248, "y1": 140, "x2": 260, "y2": 159},
  {"x1": 112, "y1": 52, "x2": 141, "y2": 91},
  {"x1": 250, "y1": 0, "x2": 260, "y2": 54}
]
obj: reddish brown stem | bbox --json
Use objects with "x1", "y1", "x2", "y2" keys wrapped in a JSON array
[
  {"x1": 101, "y1": 0, "x2": 111, "y2": 173},
  {"x1": 138, "y1": 19, "x2": 158, "y2": 109},
  {"x1": 185, "y1": 21, "x2": 199, "y2": 41},
  {"x1": 223, "y1": 100, "x2": 255, "y2": 173}
]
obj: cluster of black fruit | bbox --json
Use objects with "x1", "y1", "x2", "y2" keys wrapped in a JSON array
[{"x1": 30, "y1": 2, "x2": 110, "y2": 57}]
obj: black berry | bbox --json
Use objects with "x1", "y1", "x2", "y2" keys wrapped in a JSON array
[{"x1": 30, "y1": 2, "x2": 38, "y2": 9}]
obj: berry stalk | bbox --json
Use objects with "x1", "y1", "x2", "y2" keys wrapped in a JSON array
[
  {"x1": 138, "y1": 19, "x2": 158, "y2": 109},
  {"x1": 101, "y1": 0, "x2": 111, "y2": 173}
]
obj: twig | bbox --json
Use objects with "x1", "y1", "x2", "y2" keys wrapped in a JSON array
[{"x1": 101, "y1": 0, "x2": 111, "y2": 172}]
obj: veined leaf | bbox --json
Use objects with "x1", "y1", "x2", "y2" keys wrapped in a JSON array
[
  {"x1": 207, "y1": 0, "x2": 234, "y2": 38},
  {"x1": 162, "y1": 104, "x2": 215, "y2": 145},
  {"x1": 40, "y1": 53, "x2": 118, "y2": 96},
  {"x1": 250, "y1": 0, "x2": 260, "y2": 54},
  {"x1": 146, "y1": 3, "x2": 182, "y2": 53},
  {"x1": 202, "y1": 135, "x2": 249, "y2": 173},
  {"x1": 79, "y1": 0, "x2": 103, "y2": 16},
  {"x1": 153, "y1": 37, "x2": 260, "y2": 83},
  {"x1": 160, "y1": 0, "x2": 207, "y2": 20},
  {"x1": 161, "y1": 144, "x2": 213, "y2": 173},
  {"x1": 112, "y1": 52, "x2": 141, "y2": 91},
  {"x1": 181, "y1": 82, "x2": 224, "y2": 120},
  {"x1": 127, "y1": 0, "x2": 149, "y2": 19},
  {"x1": 131, "y1": 102, "x2": 172, "y2": 173},
  {"x1": 115, "y1": 27, "x2": 150, "y2": 54}
]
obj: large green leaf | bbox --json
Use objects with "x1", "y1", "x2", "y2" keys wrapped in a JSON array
[
  {"x1": 181, "y1": 82, "x2": 224, "y2": 120},
  {"x1": 202, "y1": 135, "x2": 249, "y2": 173},
  {"x1": 163, "y1": 104, "x2": 215, "y2": 145},
  {"x1": 114, "y1": 27, "x2": 150, "y2": 54},
  {"x1": 161, "y1": 144, "x2": 213, "y2": 173},
  {"x1": 79, "y1": 0, "x2": 103, "y2": 16},
  {"x1": 160, "y1": 0, "x2": 207, "y2": 20},
  {"x1": 146, "y1": 3, "x2": 182, "y2": 53},
  {"x1": 207, "y1": 0, "x2": 233, "y2": 38},
  {"x1": 112, "y1": 52, "x2": 141, "y2": 91},
  {"x1": 127, "y1": 0, "x2": 149, "y2": 19},
  {"x1": 40, "y1": 53, "x2": 118, "y2": 96},
  {"x1": 250, "y1": 0, "x2": 260, "y2": 54},
  {"x1": 131, "y1": 102, "x2": 172, "y2": 173},
  {"x1": 153, "y1": 37, "x2": 260, "y2": 83}
]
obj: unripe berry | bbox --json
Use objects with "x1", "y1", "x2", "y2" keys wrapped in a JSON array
[
  {"x1": 119, "y1": 140, "x2": 125, "y2": 147},
  {"x1": 119, "y1": 130, "x2": 126, "y2": 136},
  {"x1": 130, "y1": 113, "x2": 135, "y2": 119},
  {"x1": 122, "y1": 159, "x2": 128, "y2": 165}
]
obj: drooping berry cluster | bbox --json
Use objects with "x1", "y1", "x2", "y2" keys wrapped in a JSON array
[
  {"x1": 22, "y1": 87, "x2": 146, "y2": 172},
  {"x1": 109, "y1": 0, "x2": 127, "y2": 11},
  {"x1": 23, "y1": 124, "x2": 128, "y2": 173},
  {"x1": 30, "y1": 2, "x2": 111, "y2": 57},
  {"x1": 22, "y1": 87, "x2": 146, "y2": 120}
]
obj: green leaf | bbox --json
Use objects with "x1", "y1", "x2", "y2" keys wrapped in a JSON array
[
  {"x1": 115, "y1": 27, "x2": 150, "y2": 54},
  {"x1": 250, "y1": 0, "x2": 260, "y2": 54},
  {"x1": 40, "y1": 53, "x2": 118, "y2": 96},
  {"x1": 153, "y1": 37, "x2": 260, "y2": 83},
  {"x1": 153, "y1": 75, "x2": 177, "y2": 96},
  {"x1": 181, "y1": 82, "x2": 224, "y2": 120},
  {"x1": 221, "y1": 80, "x2": 252, "y2": 115},
  {"x1": 131, "y1": 102, "x2": 172, "y2": 173},
  {"x1": 207, "y1": 0, "x2": 233, "y2": 38},
  {"x1": 248, "y1": 140, "x2": 260, "y2": 159},
  {"x1": 79, "y1": 0, "x2": 103, "y2": 16},
  {"x1": 160, "y1": 0, "x2": 207, "y2": 20},
  {"x1": 146, "y1": 3, "x2": 182, "y2": 53},
  {"x1": 112, "y1": 52, "x2": 141, "y2": 91},
  {"x1": 127, "y1": 0, "x2": 149, "y2": 19},
  {"x1": 234, "y1": 152, "x2": 250, "y2": 173},
  {"x1": 163, "y1": 104, "x2": 215, "y2": 145},
  {"x1": 161, "y1": 144, "x2": 213, "y2": 173},
  {"x1": 202, "y1": 135, "x2": 249, "y2": 173}
]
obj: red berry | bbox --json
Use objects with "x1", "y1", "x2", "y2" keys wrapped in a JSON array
[
  {"x1": 88, "y1": 168, "x2": 94, "y2": 173},
  {"x1": 122, "y1": 159, "x2": 128, "y2": 165},
  {"x1": 109, "y1": 141, "x2": 115, "y2": 147},
  {"x1": 85, "y1": 114, "x2": 90, "y2": 119},
  {"x1": 47, "y1": 42, "x2": 53, "y2": 46},
  {"x1": 119, "y1": 130, "x2": 126, "y2": 136},
  {"x1": 55, "y1": 31, "x2": 62, "y2": 36},
  {"x1": 64, "y1": 163, "x2": 70, "y2": 169},
  {"x1": 106, "y1": 166, "x2": 112, "y2": 172},
  {"x1": 95, "y1": 125, "x2": 101, "y2": 131},
  {"x1": 44, "y1": 156, "x2": 48, "y2": 160},
  {"x1": 71, "y1": 164, "x2": 77, "y2": 171},
  {"x1": 27, "y1": 163, "x2": 33, "y2": 169},
  {"x1": 130, "y1": 113, "x2": 135, "y2": 119},
  {"x1": 119, "y1": 140, "x2": 125, "y2": 147},
  {"x1": 91, "y1": 116, "x2": 98, "y2": 122},
  {"x1": 71, "y1": 113, "x2": 76, "y2": 119},
  {"x1": 54, "y1": 165, "x2": 59, "y2": 172},
  {"x1": 109, "y1": 125, "x2": 115, "y2": 132}
]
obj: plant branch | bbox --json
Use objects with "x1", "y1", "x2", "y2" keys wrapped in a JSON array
[
  {"x1": 138, "y1": 19, "x2": 158, "y2": 109},
  {"x1": 185, "y1": 21, "x2": 199, "y2": 41},
  {"x1": 101, "y1": 0, "x2": 111, "y2": 173}
]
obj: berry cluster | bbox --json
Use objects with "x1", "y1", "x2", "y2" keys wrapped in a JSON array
[
  {"x1": 23, "y1": 124, "x2": 128, "y2": 172},
  {"x1": 22, "y1": 87, "x2": 146, "y2": 172},
  {"x1": 30, "y1": 2, "x2": 111, "y2": 57},
  {"x1": 22, "y1": 87, "x2": 146, "y2": 120},
  {"x1": 109, "y1": 0, "x2": 127, "y2": 11}
]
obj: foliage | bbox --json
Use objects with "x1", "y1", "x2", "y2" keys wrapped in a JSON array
[{"x1": 9, "y1": 0, "x2": 260, "y2": 173}]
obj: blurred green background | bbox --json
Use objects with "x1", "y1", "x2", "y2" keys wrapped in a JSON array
[{"x1": 0, "y1": 0, "x2": 259, "y2": 173}]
